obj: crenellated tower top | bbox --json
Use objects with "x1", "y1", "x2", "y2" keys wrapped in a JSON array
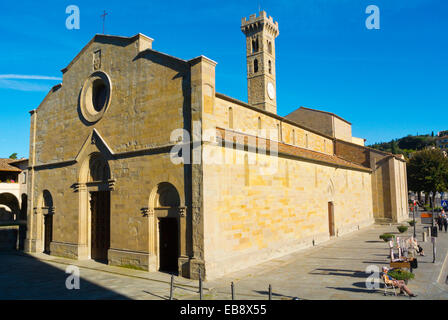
[
  {"x1": 241, "y1": 11, "x2": 279, "y2": 38},
  {"x1": 241, "y1": 11, "x2": 279, "y2": 114}
]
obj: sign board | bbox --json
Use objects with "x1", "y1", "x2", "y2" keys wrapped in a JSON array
[
  {"x1": 421, "y1": 212, "x2": 433, "y2": 225},
  {"x1": 441, "y1": 200, "x2": 448, "y2": 208}
]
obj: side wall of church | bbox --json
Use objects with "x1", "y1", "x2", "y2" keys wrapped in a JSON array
[
  {"x1": 202, "y1": 144, "x2": 374, "y2": 279},
  {"x1": 201, "y1": 97, "x2": 374, "y2": 279}
]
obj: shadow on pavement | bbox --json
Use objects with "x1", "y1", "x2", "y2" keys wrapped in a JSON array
[
  {"x1": 326, "y1": 286, "x2": 379, "y2": 294},
  {"x1": 309, "y1": 268, "x2": 369, "y2": 278},
  {"x1": 0, "y1": 252, "x2": 131, "y2": 300},
  {"x1": 253, "y1": 290, "x2": 296, "y2": 300}
]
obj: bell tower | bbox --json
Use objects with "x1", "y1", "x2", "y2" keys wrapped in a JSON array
[{"x1": 241, "y1": 11, "x2": 279, "y2": 114}]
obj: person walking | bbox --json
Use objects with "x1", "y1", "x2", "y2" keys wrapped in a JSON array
[
  {"x1": 437, "y1": 213, "x2": 444, "y2": 231},
  {"x1": 441, "y1": 210, "x2": 448, "y2": 232}
]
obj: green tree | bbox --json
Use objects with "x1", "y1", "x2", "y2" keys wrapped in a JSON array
[
  {"x1": 391, "y1": 140, "x2": 397, "y2": 154},
  {"x1": 407, "y1": 149, "x2": 448, "y2": 207},
  {"x1": 9, "y1": 153, "x2": 18, "y2": 160}
]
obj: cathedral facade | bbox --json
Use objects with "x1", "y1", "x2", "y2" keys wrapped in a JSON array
[{"x1": 25, "y1": 11, "x2": 408, "y2": 280}]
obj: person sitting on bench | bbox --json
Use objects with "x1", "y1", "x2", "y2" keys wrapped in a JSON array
[{"x1": 382, "y1": 267, "x2": 417, "y2": 297}]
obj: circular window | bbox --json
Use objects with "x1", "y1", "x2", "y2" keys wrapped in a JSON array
[{"x1": 80, "y1": 71, "x2": 112, "y2": 123}]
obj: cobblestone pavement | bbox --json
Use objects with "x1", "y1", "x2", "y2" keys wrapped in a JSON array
[
  {"x1": 1, "y1": 217, "x2": 447, "y2": 300},
  {"x1": 201, "y1": 221, "x2": 448, "y2": 300}
]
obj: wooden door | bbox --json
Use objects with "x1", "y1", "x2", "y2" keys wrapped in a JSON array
[
  {"x1": 91, "y1": 191, "x2": 110, "y2": 262},
  {"x1": 44, "y1": 214, "x2": 53, "y2": 254},
  {"x1": 328, "y1": 202, "x2": 335, "y2": 237},
  {"x1": 159, "y1": 218, "x2": 179, "y2": 273}
]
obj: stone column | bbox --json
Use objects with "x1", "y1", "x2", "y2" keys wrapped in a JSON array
[
  {"x1": 188, "y1": 56, "x2": 217, "y2": 280},
  {"x1": 389, "y1": 157, "x2": 398, "y2": 222},
  {"x1": 178, "y1": 207, "x2": 189, "y2": 277},
  {"x1": 179, "y1": 207, "x2": 187, "y2": 256},
  {"x1": 25, "y1": 109, "x2": 37, "y2": 253},
  {"x1": 76, "y1": 183, "x2": 90, "y2": 259},
  {"x1": 137, "y1": 208, "x2": 157, "y2": 272}
]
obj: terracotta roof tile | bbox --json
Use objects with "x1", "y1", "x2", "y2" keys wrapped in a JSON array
[{"x1": 0, "y1": 159, "x2": 22, "y2": 172}]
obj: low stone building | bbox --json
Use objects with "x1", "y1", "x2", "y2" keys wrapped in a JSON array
[
  {"x1": 0, "y1": 158, "x2": 28, "y2": 221},
  {"x1": 25, "y1": 11, "x2": 407, "y2": 280}
]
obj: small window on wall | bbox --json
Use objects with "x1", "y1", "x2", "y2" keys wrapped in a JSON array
[
  {"x1": 277, "y1": 123, "x2": 282, "y2": 142},
  {"x1": 22, "y1": 172, "x2": 26, "y2": 184},
  {"x1": 254, "y1": 59, "x2": 259, "y2": 73},
  {"x1": 229, "y1": 107, "x2": 234, "y2": 129},
  {"x1": 268, "y1": 60, "x2": 272, "y2": 74},
  {"x1": 268, "y1": 41, "x2": 272, "y2": 54}
]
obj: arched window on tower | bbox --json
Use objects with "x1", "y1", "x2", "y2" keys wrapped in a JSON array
[
  {"x1": 268, "y1": 41, "x2": 272, "y2": 54},
  {"x1": 254, "y1": 59, "x2": 259, "y2": 73},
  {"x1": 268, "y1": 60, "x2": 272, "y2": 74},
  {"x1": 252, "y1": 38, "x2": 259, "y2": 53}
]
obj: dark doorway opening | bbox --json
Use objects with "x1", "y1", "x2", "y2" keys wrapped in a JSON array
[
  {"x1": 90, "y1": 191, "x2": 110, "y2": 263},
  {"x1": 159, "y1": 218, "x2": 179, "y2": 273},
  {"x1": 328, "y1": 201, "x2": 335, "y2": 237},
  {"x1": 43, "y1": 214, "x2": 53, "y2": 254}
]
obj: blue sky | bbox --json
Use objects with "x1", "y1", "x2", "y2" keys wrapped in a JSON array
[{"x1": 0, "y1": 0, "x2": 447, "y2": 158}]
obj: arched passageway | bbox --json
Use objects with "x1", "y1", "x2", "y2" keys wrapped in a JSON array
[{"x1": 0, "y1": 193, "x2": 20, "y2": 221}]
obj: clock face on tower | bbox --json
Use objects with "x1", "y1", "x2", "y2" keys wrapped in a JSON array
[{"x1": 267, "y1": 81, "x2": 275, "y2": 100}]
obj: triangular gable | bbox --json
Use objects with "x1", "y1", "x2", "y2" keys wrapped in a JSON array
[
  {"x1": 75, "y1": 129, "x2": 115, "y2": 163},
  {"x1": 61, "y1": 33, "x2": 153, "y2": 74}
]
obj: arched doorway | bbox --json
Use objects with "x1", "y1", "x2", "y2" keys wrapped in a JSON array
[
  {"x1": 0, "y1": 193, "x2": 20, "y2": 221},
  {"x1": 154, "y1": 183, "x2": 180, "y2": 273},
  {"x1": 42, "y1": 190, "x2": 54, "y2": 254},
  {"x1": 87, "y1": 153, "x2": 111, "y2": 262}
]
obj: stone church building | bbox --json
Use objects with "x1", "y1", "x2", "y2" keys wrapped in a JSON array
[{"x1": 25, "y1": 11, "x2": 408, "y2": 280}]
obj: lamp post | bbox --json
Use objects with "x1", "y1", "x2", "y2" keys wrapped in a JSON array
[{"x1": 431, "y1": 196, "x2": 436, "y2": 263}]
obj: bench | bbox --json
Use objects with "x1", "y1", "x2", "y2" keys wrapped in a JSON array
[{"x1": 390, "y1": 257, "x2": 415, "y2": 272}]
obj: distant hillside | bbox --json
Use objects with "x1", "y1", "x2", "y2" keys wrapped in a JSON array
[{"x1": 368, "y1": 133, "x2": 437, "y2": 158}]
